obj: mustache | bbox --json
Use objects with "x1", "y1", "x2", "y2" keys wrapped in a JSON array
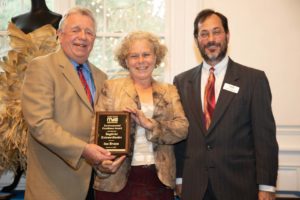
[{"x1": 205, "y1": 42, "x2": 221, "y2": 48}]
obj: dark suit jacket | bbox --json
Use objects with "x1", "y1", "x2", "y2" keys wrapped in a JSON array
[{"x1": 174, "y1": 58, "x2": 278, "y2": 200}]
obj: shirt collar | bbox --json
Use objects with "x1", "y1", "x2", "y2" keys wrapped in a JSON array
[
  {"x1": 70, "y1": 60, "x2": 91, "y2": 72},
  {"x1": 202, "y1": 55, "x2": 229, "y2": 75}
]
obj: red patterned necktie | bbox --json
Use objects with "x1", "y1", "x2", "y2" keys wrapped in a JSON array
[
  {"x1": 77, "y1": 64, "x2": 93, "y2": 105},
  {"x1": 203, "y1": 67, "x2": 215, "y2": 130}
]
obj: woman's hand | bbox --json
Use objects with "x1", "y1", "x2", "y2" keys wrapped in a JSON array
[
  {"x1": 97, "y1": 155, "x2": 126, "y2": 174},
  {"x1": 124, "y1": 107, "x2": 154, "y2": 130}
]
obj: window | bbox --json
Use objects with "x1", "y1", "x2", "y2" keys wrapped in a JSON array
[
  {"x1": 0, "y1": 0, "x2": 166, "y2": 81},
  {"x1": 75, "y1": 0, "x2": 166, "y2": 80}
]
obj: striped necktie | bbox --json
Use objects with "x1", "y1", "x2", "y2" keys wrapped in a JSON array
[
  {"x1": 77, "y1": 64, "x2": 93, "y2": 105},
  {"x1": 203, "y1": 67, "x2": 215, "y2": 130}
]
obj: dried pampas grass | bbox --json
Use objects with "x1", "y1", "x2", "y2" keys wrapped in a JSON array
[{"x1": 0, "y1": 23, "x2": 58, "y2": 176}]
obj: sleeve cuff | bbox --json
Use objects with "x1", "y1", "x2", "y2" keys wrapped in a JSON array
[
  {"x1": 176, "y1": 178, "x2": 183, "y2": 185},
  {"x1": 93, "y1": 166, "x2": 110, "y2": 178},
  {"x1": 259, "y1": 185, "x2": 276, "y2": 192}
]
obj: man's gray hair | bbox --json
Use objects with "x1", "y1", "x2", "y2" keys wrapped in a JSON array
[{"x1": 58, "y1": 6, "x2": 97, "y2": 31}]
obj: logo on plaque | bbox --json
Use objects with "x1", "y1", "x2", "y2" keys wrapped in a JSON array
[{"x1": 107, "y1": 116, "x2": 118, "y2": 123}]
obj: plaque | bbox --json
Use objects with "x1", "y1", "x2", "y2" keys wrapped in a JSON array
[{"x1": 95, "y1": 111, "x2": 130, "y2": 155}]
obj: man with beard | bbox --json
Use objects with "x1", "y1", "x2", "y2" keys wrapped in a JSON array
[{"x1": 173, "y1": 9, "x2": 278, "y2": 200}]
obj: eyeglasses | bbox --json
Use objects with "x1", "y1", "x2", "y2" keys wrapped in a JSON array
[{"x1": 198, "y1": 29, "x2": 224, "y2": 40}]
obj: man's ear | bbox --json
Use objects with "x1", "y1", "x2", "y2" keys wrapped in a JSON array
[
  {"x1": 194, "y1": 37, "x2": 198, "y2": 44},
  {"x1": 194, "y1": 37, "x2": 200, "y2": 49},
  {"x1": 226, "y1": 32, "x2": 230, "y2": 43},
  {"x1": 56, "y1": 29, "x2": 62, "y2": 41}
]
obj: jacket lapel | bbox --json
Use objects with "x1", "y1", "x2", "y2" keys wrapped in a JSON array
[
  {"x1": 90, "y1": 62, "x2": 102, "y2": 108},
  {"x1": 207, "y1": 58, "x2": 240, "y2": 134},
  {"x1": 152, "y1": 80, "x2": 166, "y2": 116},
  {"x1": 57, "y1": 48, "x2": 94, "y2": 112},
  {"x1": 121, "y1": 77, "x2": 139, "y2": 158},
  {"x1": 122, "y1": 78, "x2": 140, "y2": 108},
  {"x1": 187, "y1": 65, "x2": 207, "y2": 133}
]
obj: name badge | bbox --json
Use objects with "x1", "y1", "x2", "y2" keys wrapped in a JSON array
[{"x1": 223, "y1": 83, "x2": 239, "y2": 93}]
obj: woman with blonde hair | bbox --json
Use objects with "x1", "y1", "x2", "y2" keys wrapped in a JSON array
[{"x1": 93, "y1": 31, "x2": 189, "y2": 200}]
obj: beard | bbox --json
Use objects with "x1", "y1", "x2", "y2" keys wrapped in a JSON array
[{"x1": 198, "y1": 38, "x2": 228, "y2": 64}]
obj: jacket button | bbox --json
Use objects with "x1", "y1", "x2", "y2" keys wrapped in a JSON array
[{"x1": 207, "y1": 145, "x2": 213, "y2": 150}]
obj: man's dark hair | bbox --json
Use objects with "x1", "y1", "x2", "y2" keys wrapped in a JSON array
[{"x1": 193, "y1": 9, "x2": 229, "y2": 38}]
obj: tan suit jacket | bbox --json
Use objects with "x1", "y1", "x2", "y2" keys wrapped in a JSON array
[
  {"x1": 21, "y1": 48, "x2": 107, "y2": 200},
  {"x1": 93, "y1": 77, "x2": 189, "y2": 192}
]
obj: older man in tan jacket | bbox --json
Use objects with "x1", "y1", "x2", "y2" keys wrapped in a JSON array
[{"x1": 21, "y1": 7, "x2": 114, "y2": 200}]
